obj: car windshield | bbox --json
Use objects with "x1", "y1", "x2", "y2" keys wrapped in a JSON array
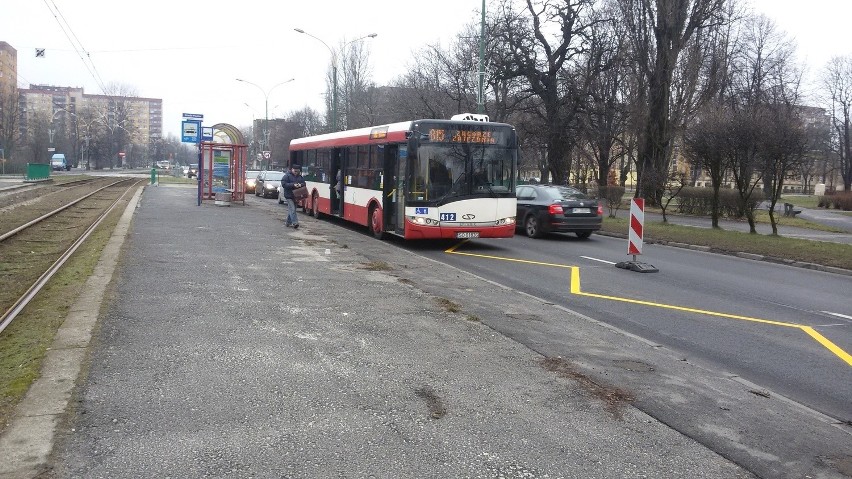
[
  {"x1": 543, "y1": 186, "x2": 589, "y2": 200},
  {"x1": 246, "y1": 171, "x2": 260, "y2": 179},
  {"x1": 264, "y1": 172, "x2": 284, "y2": 181}
]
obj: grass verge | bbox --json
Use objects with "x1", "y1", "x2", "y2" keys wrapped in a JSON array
[
  {"x1": 601, "y1": 217, "x2": 852, "y2": 271},
  {"x1": 156, "y1": 176, "x2": 196, "y2": 185}
]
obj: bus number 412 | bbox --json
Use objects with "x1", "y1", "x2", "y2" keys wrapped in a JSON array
[{"x1": 440, "y1": 213, "x2": 457, "y2": 221}]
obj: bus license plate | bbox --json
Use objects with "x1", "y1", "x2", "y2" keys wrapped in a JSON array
[{"x1": 456, "y1": 231, "x2": 480, "y2": 239}]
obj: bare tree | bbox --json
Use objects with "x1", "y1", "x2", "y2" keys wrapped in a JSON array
[
  {"x1": 659, "y1": 169, "x2": 690, "y2": 222},
  {"x1": 761, "y1": 101, "x2": 807, "y2": 234},
  {"x1": 25, "y1": 109, "x2": 51, "y2": 164},
  {"x1": 385, "y1": 44, "x2": 462, "y2": 122},
  {"x1": 286, "y1": 107, "x2": 325, "y2": 137},
  {"x1": 579, "y1": 10, "x2": 630, "y2": 187},
  {"x1": 822, "y1": 55, "x2": 852, "y2": 191},
  {"x1": 492, "y1": 0, "x2": 603, "y2": 185},
  {"x1": 684, "y1": 103, "x2": 729, "y2": 227},
  {"x1": 339, "y1": 40, "x2": 376, "y2": 130},
  {"x1": 730, "y1": 15, "x2": 800, "y2": 233},
  {"x1": 0, "y1": 87, "x2": 20, "y2": 166},
  {"x1": 90, "y1": 83, "x2": 140, "y2": 169},
  {"x1": 617, "y1": 0, "x2": 729, "y2": 203}
]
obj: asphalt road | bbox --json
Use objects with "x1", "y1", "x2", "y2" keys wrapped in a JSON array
[
  {"x1": 290, "y1": 204, "x2": 852, "y2": 479},
  {"x1": 402, "y1": 232, "x2": 852, "y2": 424}
]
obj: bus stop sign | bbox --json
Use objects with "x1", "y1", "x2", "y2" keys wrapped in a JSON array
[{"x1": 182, "y1": 120, "x2": 201, "y2": 143}]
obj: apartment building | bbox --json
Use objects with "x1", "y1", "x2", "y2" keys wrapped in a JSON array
[
  {"x1": 0, "y1": 41, "x2": 16, "y2": 96},
  {"x1": 18, "y1": 84, "x2": 162, "y2": 145}
]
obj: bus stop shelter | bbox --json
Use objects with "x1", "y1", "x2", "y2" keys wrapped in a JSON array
[{"x1": 197, "y1": 123, "x2": 248, "y2": 205}]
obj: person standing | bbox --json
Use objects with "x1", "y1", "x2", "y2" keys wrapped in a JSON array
[{"x1": 281, "y1": 164, "x2": 305, "y2": 229}]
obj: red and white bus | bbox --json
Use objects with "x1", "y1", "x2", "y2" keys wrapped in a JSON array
[{"x1": 289, "y1": 117, "x2": 518, "y2": 240}]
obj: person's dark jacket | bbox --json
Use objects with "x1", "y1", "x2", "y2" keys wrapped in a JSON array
[{"x1": 281, "y1": 171, "x2": 305, "y2": 199}]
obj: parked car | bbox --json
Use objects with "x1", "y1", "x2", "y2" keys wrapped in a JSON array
[
  {"x1": 515, "y1": 184, "x2": 603, "y2": 239},
  {"x1": 244, "y1": 170, "x2": 261, "y2": 194},
  {"x1": 187, "y1": 164, "x2": 198, "y2": 178},
  {"x1": 255, "y1": 170, "x2": 284, "y2": 198}
]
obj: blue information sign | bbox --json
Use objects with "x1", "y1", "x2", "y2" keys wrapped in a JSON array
[
  {"x1": 181, "y1": 120, "x2": 201, "y2": 143},
  {"x1": 183, "y1": 113, "x2": 204, "y2": 119}
]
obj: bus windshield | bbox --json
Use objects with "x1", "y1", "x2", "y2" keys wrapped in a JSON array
[{"x1": 409, "y1": 142, "x2": 516, "y2": 203}]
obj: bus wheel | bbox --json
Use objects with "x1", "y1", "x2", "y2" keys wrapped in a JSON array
[
  {"x1": 311, "y1": 193, "x2": 322, "y2": 219},
  {"x1": 369, "y1": 205, "x2": 385, "y2": 240}
]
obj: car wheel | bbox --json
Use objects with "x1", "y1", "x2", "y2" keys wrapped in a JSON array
[
  {"x1": 525, "y1": 215, "x2": 543, "y2": 238},
  {"x1": 576, "y1": 231, "x2": 592, "y2": 239},
  {"x1": 369, "y1": 205, "x2": 384, "y2": 239},
  {"x1": 311, "y1": 193, "x2": 322, "y2": 219}
]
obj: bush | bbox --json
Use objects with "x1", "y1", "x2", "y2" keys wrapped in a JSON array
[
  {"x1": 676, "y1": 187, "x2": 764, "y2": 218},
  {"x1": 677, "y1": 187, "x2": 714, "y2": 215},
  {"x1": 828, "y1": 193, "x2": 852, "y2": 211},
  {"x1": 598, "y1": 185, "x2": 626, "y2": 218}
]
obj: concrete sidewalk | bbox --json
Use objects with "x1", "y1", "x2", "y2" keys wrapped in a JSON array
[{"x1": 27, "y1": 185, "x2": 751, "y2": 478}]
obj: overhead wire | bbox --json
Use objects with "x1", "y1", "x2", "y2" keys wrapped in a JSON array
[{"x1": 41, "y1": 0, "x2": 108, "y2": 94}]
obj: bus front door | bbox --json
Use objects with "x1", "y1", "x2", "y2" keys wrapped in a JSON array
[{"x1": 393, "y1": 145, "x2": 407, "y2": 236}]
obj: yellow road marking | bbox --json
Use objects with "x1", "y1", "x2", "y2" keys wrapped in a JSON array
[
  {"x1": 569, "y1": 267, "x2": 801, "y2": 328},
  {"x1": 800, "y1": 326, "x2": 852, "y2": 366},
  {"x1": 445, "y1": 243, "x2": 852, "y2": 367}
]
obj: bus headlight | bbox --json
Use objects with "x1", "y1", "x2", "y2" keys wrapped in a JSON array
[
  {"x1": 408, "y1": 216, "x2": 440, "y2": 226},
  {"x1": 496, "y1": 217, "x2": 516, "y2": 226}
]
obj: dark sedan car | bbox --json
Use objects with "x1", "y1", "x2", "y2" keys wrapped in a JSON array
[
  {"x1": 515, "y1": 184, "x2": 603, "y2": 238},
  {"x1": 255, "y1": 170, "x2": 284, "y2": 198}
]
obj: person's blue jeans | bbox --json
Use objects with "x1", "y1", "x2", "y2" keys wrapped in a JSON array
[{"x1": 285, "y1": 198, "x2": 299, "y2": 226}]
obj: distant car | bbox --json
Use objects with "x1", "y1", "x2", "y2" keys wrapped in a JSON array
[
  {"x1": 515, "y1": 184, "x2": 603, "y2": 239},
  {"x1": 51, "y1": 153, "x2": 70, "y2": 171},
  {"x1": 255, "y1": 170, "x2": 284, "y2": 198},
  {"x1": 244, "y1": 170, "x2": 261, "y2": 194},
  {"x1": 187, "y1": 164, "x2": 198, "y2": 178}
]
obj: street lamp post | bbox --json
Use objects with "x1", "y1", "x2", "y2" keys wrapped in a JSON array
[
  {"x1": 293, "y1": 28, "x2": 377, "y2": 132},
  {"x1": 236, "y1": 78, "x2": 294, "y2": 170},
  {"x1": 478, "y1": 0, "x2": 486, "y2": 114}
]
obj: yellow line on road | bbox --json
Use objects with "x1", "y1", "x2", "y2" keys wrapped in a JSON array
[
  {"x1": 800, "y1": 326, "x2": 852, "y2": 366},
  {"x1": 443, "y1": 243, "x2": 852, "y2": 367},
  {"x1": 569, "y1": 267, "x2": 801, "y2": 328}
]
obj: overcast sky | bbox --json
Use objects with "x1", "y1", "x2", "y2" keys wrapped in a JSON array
[{"x1": 3, "y1": 0, "x2": 850, "y2": 138}]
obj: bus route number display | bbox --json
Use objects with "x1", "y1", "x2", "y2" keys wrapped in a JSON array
[{"x1": 428, "y1": 128, "x2": 497, "y2": 144}]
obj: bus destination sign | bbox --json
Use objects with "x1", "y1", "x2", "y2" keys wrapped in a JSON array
[{"x1": 427, "y1": 128, "x2": 498, "y2": 144}]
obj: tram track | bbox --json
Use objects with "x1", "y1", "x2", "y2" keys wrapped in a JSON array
[
  {"x1": 0, "y1": 178, "x2": 142, "y2": 334},
  {"x1": 0, "y1": 176, "x2": 102, "y2": 210}
]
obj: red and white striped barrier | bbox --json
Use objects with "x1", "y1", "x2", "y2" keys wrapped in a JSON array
[{"x1": 628, "y1": 198, "x2": 644, "y2": 256}]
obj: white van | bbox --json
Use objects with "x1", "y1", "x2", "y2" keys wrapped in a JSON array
[{"x1": 51, "y1": 153, "x2": 70, "y2": 171}]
